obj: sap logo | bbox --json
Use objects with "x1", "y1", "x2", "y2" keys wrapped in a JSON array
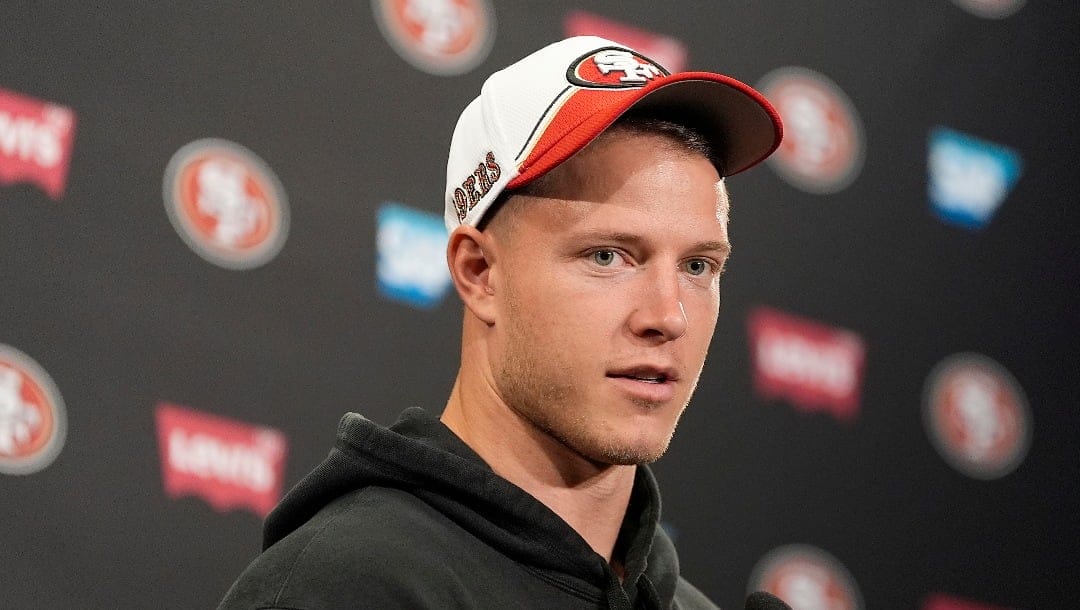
[
  {"x1": 928, "y1": 127, "x2": 1022, "y2": 230},
  {"x1": 376, "y1": 202, "x2": 453, "y2": 309},
  {"x1": 155, "y1": 402, "x2": 287, "y2": 518},
  {"x1": 0, "y1": 88, "x2": 77, "y2": 200},
  {"x1": 748, "y1": 307, "x2": 866, "y2": 422}
]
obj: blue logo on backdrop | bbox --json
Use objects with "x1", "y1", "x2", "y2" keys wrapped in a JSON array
[
  {"x1": 376, "y1": 203, "x2": 452, "y2": 309},
  {"x1": 928, "y1": 127, "x2": 1022, "y2": 230}
]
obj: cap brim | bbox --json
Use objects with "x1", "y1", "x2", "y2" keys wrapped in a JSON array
[
  {"x1": 632, "y1": 72, "x2": 783, "y2": 176},
  {"x1": 509, "y1": 71, "x2": 782, "y2": 190}
]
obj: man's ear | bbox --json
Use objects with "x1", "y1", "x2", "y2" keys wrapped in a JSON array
[{"x1": 446, "y1": 225, "x2": 498, "y2": 324}]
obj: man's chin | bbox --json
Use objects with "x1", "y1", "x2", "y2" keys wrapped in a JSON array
[{"x1": 577, "y1": 433, "x2": 673, "y2": 466}]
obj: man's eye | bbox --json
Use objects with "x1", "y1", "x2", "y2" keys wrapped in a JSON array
[
  {"x1": 685, "y1": 259, "x2": 711, "y2": 276},
  {"x1": 592, "y1": 250, "x2": 617, "y2": 266}
]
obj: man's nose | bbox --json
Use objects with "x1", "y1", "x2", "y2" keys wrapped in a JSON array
[{"x1": 627, "y1": 267, "x2": 688, "y2": 342}]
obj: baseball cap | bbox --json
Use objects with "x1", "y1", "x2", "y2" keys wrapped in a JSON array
[{"x1": 444, "y1": 35, "x2": 783, "y2": 230}]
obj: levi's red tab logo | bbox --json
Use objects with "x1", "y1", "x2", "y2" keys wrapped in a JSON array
[
  {"x1": 155, "y1": 402, "x2": 287, "y2": 518},
  {"x1": 567, "y1": 47, "x2": 668, "y2": 89},
  {"x1": 0, "y1": 88, "x2": 76, "y2": 200},
  {"x1": 924, "y1": 593, "x2": 1016, "y2": 610},
  {"x1": 748, "y1": 307, "x2": 866, "y2": 422}
]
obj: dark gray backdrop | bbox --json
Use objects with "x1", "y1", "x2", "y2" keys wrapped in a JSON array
[{"x1": 2, "y1": 2, "x2": 1077, "y2": 609}]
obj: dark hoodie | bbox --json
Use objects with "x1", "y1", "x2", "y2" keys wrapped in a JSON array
[{"x1": 218, "y1": 408, "x2": 718, "y2": 609}]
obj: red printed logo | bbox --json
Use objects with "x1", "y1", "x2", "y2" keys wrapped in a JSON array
[
  {"x1": 749, "y1": 544, "x2": 863, "y2": 610},
  {"x1": 950, "y1": 0, "x2": 1025, "y2": 19},
  {"x1": 163, "y1": 139, "x2": 289, "y2": 270},
  {"x1": 923, "y1": 353, "x2": 1031, "y2": 480},
  {"x1": 372, "y1": 0, "x2": 495, "y2": 76},
  {"x1": 568, "y1": 47, "x2": 667, "y2": 89},
  {"x1": 564, "y1": 10, "x2": 688, "y2": 73},
  {"x1": 757, "y1": 67, "x2": 864, "y2": 194},
  {"x1": 0, "y1": 345, "x2": 66, "y2": 475},
  {"x1": 0, "y1": 88, "x2": 77, "y2": 200},
  {"x1": 924, "y1": 593, "x2": 1016, "y2": 610},
  {"x1": 748, "y1": 307, "x2": 866, "y2": 422},
  {"x1": 155, "y1": 402, "x2": 288, "y2": 518}
]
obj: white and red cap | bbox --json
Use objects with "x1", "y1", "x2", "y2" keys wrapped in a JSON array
[{"x1": 444, "y1": 35, "x2": 783, "y2": 230}]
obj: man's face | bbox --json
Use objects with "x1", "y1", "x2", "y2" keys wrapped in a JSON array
[{"x1": 486, "y1": 129, "x2": 729, "y2": 465}]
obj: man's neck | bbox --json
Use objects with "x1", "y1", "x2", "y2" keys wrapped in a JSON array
[{"x1": 441, "y1": 377, "x2": 637, "y2": 563}]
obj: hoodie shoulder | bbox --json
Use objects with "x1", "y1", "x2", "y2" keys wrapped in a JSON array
[{"x1": 220, "y1": 485, "x2": 478, "y2": 609}]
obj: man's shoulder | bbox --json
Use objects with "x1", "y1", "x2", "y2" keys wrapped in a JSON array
[
  {"x1": 673, "y1": 576, "x2": 721, "y2": 610},
  {"x1": 218, "y1": 486, "x2": 473, "y2": 609}
]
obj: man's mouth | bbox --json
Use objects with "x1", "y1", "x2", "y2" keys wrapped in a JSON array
[
  {"x1": 606, "y1": 366, "x2": 678, "y2": 384},
  {"x1": 611, "y1": 373, "x2": 667, "y2": 383}
]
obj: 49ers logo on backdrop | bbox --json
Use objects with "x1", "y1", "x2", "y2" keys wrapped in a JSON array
[
  {"x1": 749, "y1": 544, "x2": 864, "y2": 610},
  {"x1": 163, "y1": 139, "x2": 289, "y2": 270},
  {"x1": 567, "y1": 47, "x2": 668, "y2": 89},
  {"x1": 950, "y1": 0, "x2": 1026, "y2": 19},
  {"x1": 924, "y1": 593, "x2": 1016, "y2": 610},
  {"x1": 0, "y1": 88, "x2": 77, "y2": 200},
  {"x1": 155, "y1": 402, "x2": 288, "y2": 518},
  {"x1": 757, "y1": 67, "x2": 865, "y2": 194},
  {"x1": 923, "y1": 353, "x2": 1031, "y2": 480},
  {"x1": 0, "y1": 344, "x2": 66, "y2": 475},
  {"x1": 372, "y1": 0, "x2": 495, "y2": 76}
]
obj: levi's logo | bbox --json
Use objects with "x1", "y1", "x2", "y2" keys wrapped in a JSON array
[
  {"x1": 748, "y1": 307, "x2": 866, "y2": 422},
  {"x1": 567, "y1": 47, "x2": 668, "y2": 89},
  {"x1": 453, "y1": 150, "x2": 501, "y2": 222},
  {"x1": 155, "y1": 402, "x2": 287, "y2": 518},
  {"x1": 564, "y1": 12, "x2": 689, "y2": 73},
  {"x1": 0, "y1": 88, "x2": 77, "y2": 200}
]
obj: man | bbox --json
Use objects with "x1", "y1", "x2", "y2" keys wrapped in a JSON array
[{"x1": 220, "y1": 36, "x2": 782, "y2": 609}]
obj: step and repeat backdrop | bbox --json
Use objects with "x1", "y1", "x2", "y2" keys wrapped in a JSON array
[{"x1": 2, "y1": 2, "x2": 1077, "y2": 609}]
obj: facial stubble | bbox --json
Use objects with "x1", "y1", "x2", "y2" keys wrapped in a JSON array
[{"x1": 494, "y1": 276, "x2": 694, "y2": 467}]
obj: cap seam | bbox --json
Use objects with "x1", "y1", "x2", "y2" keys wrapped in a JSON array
[{"x1": 515, "y1": 85, "x2": 574, "y2": 163}]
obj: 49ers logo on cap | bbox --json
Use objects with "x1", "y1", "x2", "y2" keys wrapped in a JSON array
[
  {"x1": 923, "y1": 353, "x2": 1031, "y2": 480},
  {"x1": 163, "y1": 139, "x2": 289, "y2": 270},
  {"x1": 372, "y1": 0, "x2": 495, "y2": 76},
  {"x1": 0, "y1": 345, "x2": 66, "y2": 475},
  {"x1": 567, "y1": 47, "x2": 669, "y2": 89}
]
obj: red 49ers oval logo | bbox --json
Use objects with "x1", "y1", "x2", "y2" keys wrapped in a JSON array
[
  {"x1": 757, "y1": 67, "x2": 865, "y2": 194},
  {"x1": 0, "y1": 344, "x2": 66, "y2": 475},
  {"x1": 749, "y1": 544, "x2": 864, "y2": 610},
  {"x1": 163, "y1": 139, "x2": 289, "y2": 270},
  {"x1": 923, "y1": 353, "x2": 1031, "y2": 480},
  {"x1": 951, "y1": 0, "x2": 1025, "y2": 19},
  {"x1": 567, "y1": 47, "x2": 668, "y2": 89},
  {"x1": 372, "y1": 0, "x2": 495, "y2": 76}
]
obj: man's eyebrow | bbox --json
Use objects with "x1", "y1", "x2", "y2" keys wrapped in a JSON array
[{"x1": 569, "y1": 230, "x2": 731, "y2": 257}]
